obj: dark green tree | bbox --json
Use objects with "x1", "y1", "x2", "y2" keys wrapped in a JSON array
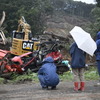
[
  {"x1": 96, "y1": 0, "x2": 100, "y2": 7},
  {"x1": 90, "y1": 0, "x2": 100, "y2": 37},
  {"x1": 0, "y1": 0, "x2": 54, "y2": 36}
]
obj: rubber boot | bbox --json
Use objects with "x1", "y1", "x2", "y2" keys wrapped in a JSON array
[
  {"x1": 79, "y1": 82, "x2": 85, "y2": 91},
  {"x1": 74, "y1": 82, "x2": 78, "y2": 91}
]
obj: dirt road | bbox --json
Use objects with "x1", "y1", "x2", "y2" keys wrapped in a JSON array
[{"x1": 0, "y1": 80, "x2": 100, "y2": 100}]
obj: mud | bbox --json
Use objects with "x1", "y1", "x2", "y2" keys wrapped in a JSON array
[{"x1": 0, "y1": 80, "x2": 100, "y2": 100}]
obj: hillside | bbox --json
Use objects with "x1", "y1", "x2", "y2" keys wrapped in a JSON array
[
  {"x1": 42, "y1": 13, "x2": 95, "y2": 63},
  {"x1": 44, "y1": 13, "x2": 92, "y2": 41}
]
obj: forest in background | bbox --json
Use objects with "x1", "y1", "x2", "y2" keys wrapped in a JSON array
[{"x1": 0, "y1": 0, "x2": 99, "y2": 38}]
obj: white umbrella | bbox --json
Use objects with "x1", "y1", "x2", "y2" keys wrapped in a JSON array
[{"x1": 69, "y1": 26, "x2": 97, "y2": 56}]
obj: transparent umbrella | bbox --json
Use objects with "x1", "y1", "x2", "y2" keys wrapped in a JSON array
[{"x1": 69, "y1": 26, "x2": 97, "y2": 56}]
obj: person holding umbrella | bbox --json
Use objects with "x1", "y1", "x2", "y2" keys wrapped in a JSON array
[
  {"x1": 70, "y1": 42, "x2": 86, "y2": 91},
  {"x1": 69, "y1": 26, "x2": 97, "y2": 91}
]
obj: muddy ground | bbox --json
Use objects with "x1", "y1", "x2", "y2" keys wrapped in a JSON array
[{"x1": 0, "y1": 80, "x2": 100, "y2": 100}]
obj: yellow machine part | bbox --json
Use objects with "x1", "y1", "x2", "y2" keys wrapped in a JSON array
[{"x1": 10, "y1": 38, "x2": 40, "y2": 55}]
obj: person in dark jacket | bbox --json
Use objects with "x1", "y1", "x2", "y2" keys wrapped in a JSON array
[
  {"x1": 94, "y1": 30, "x2": 100, "y2": 86},
  {"x1": 70, "y1": 42, "x2": 86, "y2": 91},
  {"x1": 38, "y1": 56, "x2": 59, "y2": 90}
]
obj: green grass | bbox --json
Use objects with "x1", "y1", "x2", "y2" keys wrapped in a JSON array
[
  {"x1": 0, "y1": 78, "x2": 5, "y2": 84},
  {"x1": 0, "y1": 66, "x2": 99, "y2": 84},
  {"x1": 9, "y1": 71, "x2": 39, "y2": 83},
  {"x1": 59, "y1": 71, "x2": 73, "y2": 81},
  {"x1": 85, "y1": 66, "x2": 99, "y2": 80},
  {"x1": 60, "y1": 66, "x2": 99, "y2": 81}
]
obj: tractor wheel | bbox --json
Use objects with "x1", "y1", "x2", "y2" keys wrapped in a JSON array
[
  {"x1": 0, "y1": 63, "x2": 5, "y2": 74},
  {"x1": 57, "y1": 64, "x2": 69, "y2": 74},
  {"x1": 0, "y1": 63, "x2": 12, "y2": 79}
]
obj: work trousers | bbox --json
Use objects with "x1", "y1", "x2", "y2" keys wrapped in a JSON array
[
  {"x1": 72, "y1": 68, "x2": 85, "y2": 82},
  {"x1": 38, "y1": 75, "x2": 47, "y2": 88}
]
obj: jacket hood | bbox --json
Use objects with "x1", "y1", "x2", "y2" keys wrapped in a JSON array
[
  {"x1": 96, "y1": 31, "x2": 100, "y2": 40},
  {"x1": 43, "y1": 56, "x2": 54, "y2": 63}
]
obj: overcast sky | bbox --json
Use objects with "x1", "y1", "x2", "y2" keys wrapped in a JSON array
[{"x1": 73, "y1": 0, "x2": 96, "y2": 4}]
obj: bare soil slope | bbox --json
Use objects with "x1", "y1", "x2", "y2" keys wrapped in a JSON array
[{"x1": 45, "y1": 14, "x2": 91, "y2": 39}]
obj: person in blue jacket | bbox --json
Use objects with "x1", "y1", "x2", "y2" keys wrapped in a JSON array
[
  {"x1": 38, "y1": 56, "x2": 59, "y2": 90},
  {"x1": 94, "y1": 30, "x2": 100, "y2": 86},
  {"x1": 70, "y1": 42, "x2": 86, "y2": 91}
]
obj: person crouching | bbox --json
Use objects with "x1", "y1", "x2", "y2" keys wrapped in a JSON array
[{"x1": 38, "y1": 56, "x2": 59, "y2": 90}]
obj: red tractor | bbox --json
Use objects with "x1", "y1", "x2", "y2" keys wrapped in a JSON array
[{"x1": 0, "y1": 39, "x2": 70, "y2": 78}]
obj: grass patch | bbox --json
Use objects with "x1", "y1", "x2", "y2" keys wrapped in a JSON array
[
  {"x1": 59, "y1": 71, "x2": 73, "y2": 81},
  {"x1": 8, "y1": 70, "x2": 39, "y2": 84},
  {"x1": 0, "y1": 78, "x2": 5, "y2": 84},
  {"x1": 0, "y1": 66, "x2": 99, "y2": 84},
  {"x1": 59, "y1": 66, "x2": 99, "y2": 81},
  {"x1": 85, "y1": 66, "x2": 99, "y2": 80}
]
